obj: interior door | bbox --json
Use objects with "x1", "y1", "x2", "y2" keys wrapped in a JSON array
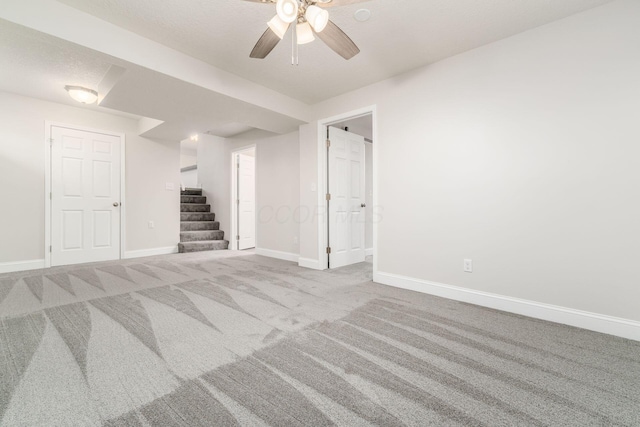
[
  {"x1": 51, "y1": 126, "x2": 121, "y2": 266},
  {"x1": 328, "y1": 126, "x2": 365, "y2": 268},
  {"x1": 237, "y1": 153, "x2": 256, "y2": 250}
]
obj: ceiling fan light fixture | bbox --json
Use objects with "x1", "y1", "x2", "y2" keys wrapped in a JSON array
[
  {"x1": 296, "y1": 22, "x2": 315, "y2": 44},
  {"x1": 64, "y1": 85, "x2": 98, "y2": 104},
  {"x1": 267, "y1": 15, "x2": 289, "y2": 39},
  {"x1": 305, "y1": 5, "x2": 329, "y2": 33},
  {"x1": 276, "y1": 0, "x2": 298, "y2": 23}
]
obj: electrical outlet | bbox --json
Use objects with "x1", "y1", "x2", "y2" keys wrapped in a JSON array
[
  {"x1": 293, "y1": 236, "x2": 299, "y2": 245},
  {"x1": 148, "y1": 221, "x2": 155, "y2": 229},
  {"x1": 464, "y1": 259, "x2": 473, "y2": 273},
  {"x1": 165, "y1": 182, "x2": 174, "y2": 191}
]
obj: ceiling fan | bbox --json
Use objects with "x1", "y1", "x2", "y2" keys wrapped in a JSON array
[{"x1": 244, "y1": 0, "x2": 369, "y2": 61}]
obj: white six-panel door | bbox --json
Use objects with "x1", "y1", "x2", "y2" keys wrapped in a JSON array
[
  {"x1": 328, "y1": 127, "x2": 365, "y2": 268},
  {"x1": 51, "y1": 126, "x2": 121, "y2": 266},
  {"x1": 238, "y1": 153, "x2": 256, "y2": 250}
]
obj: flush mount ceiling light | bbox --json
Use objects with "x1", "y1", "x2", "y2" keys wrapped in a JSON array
[
  {"x1": 64, "y1": 85, "x2": 98, "y2": 104},
  {"x1": 245, "y1": 0, "x2": 367, "y2": 62}
]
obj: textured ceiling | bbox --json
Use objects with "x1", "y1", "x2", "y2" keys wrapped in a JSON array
[
  {"x1": 0, "y1": 0, "x2": 617, "y2": 140},
  {"x1": 55, "y1": 0, "x2": 614, "y2": 104},
  {"x1": 0, "y1": 19, "x2": 305, "y2": 138},
  {"x1": 0, "y1": 19, "x2": 136, "y2": 118}
]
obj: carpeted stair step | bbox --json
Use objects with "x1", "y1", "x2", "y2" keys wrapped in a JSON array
[
  {"x1": 180, "y1": 203, "x2": 211, "y2": 213},
  {"x1": 178, "y1": 240, "x2": 229, "y2": 253},
  {"x1": 180, "y1": 230, "x2": 225, "y2": 242},
  {"x1": 181, "y1": 188, "x2": 202, "y2": 196},
  {"x1": 178, "y1": 187, "x2": 226, "y2": 253},
  {"x1": 181, "y1": 195, "x2": 206, "y2": 204},
  {"x1": 181, "y1": 212, "x2": 215, "y2": 222},
  {"x1": 180, "y1": 221, "x2": 220, "y2": 231}
]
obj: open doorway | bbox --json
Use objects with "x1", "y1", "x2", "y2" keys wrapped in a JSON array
[
  {"x1": 180, "y1": 138, "x2": 198, "y2": 189},
  {"x1": 320, "y1": 108, "x2": 375, "y2": 270},
  {"x1": 230, "y1": 146, "x2": 256, "y2": 251}
]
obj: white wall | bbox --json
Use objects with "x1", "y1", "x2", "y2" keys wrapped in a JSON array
[
  {"x1": 255, "y1": 132, "x2": 299, "y2": 256},
  {"x1": 180, "y1": 153, "x2": 197, "y2": 169},
  {"x1": 197, "y1": 134, "x2": 229, "y2": 237},
  {"x1": 197, "y1": 131, "x2": 300, "y2": 257},
  {"x1": 125, "y1": 136, "x2": 180, "y2": 253},
  {"x1": 303, "y1": 0, "x2": 640, "y2": 324},
  {"x1": 0, "y1": 91, "x2": 180, "y2": 265},
  {"x1": 180, "y1": 168, "x2": 198, "y2": 188},
  {"x1": 180, "y1": 142, "x2": 199, "y2": 188},
  {"x1": 229, "y1": 131, "x2": 300, "y2": 257},
  {"x1": 298, "y1": 122, "x2": 320, "y2": 266}
]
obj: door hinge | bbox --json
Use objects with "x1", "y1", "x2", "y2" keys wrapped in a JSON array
[
  {"x1": 236, "y1": 235, "x2": 240, "y2": 241},
  {"x1": 49, "y1": 138, "x2": 54, "y2": 146},
  {"x1": 326, "y1": 193, "x2": 331, "y2": 201},
  {"x1": 237, "y1": 199, "x2": 240, "y2": 205},
  {"x1": 49, "y1": 192, "x2": 52, "y2": 200},
  {"x1": 49, "y1": 246, "x2": 52, "y2": 253},
  {"x1": 326, "y1": 139, "x2": 331, "y2": 148},
  {"x1": 326, "y1": 246, "x2": 331, "y2": 254}
]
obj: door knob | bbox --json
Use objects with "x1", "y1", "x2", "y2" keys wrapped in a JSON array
[
  {"x1": 361, "y1": 203, "x2": 366, "y2": 208},
  {"x1": 113, "y1": 202, "x2": 120, "y2": 207}
]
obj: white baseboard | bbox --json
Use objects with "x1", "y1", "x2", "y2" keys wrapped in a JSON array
[
  {"x1": 124, "y1": 246, "x2": 179, "y2": 259},
  {"x1": 0, "y1": 259, "x2": 46, "y2": 274},
  {"x1": 365, "y1": 248, "x2": 374, "y2": 257},
  {"x1": 298, "y1": 257, "x2": 324, "y2": 270},
  {"x1": 255, "y1": 248, "x2": 299, "y2": 263},
  {"x1": 374, "y1": 271, "x2": 640, "y2": 342}
]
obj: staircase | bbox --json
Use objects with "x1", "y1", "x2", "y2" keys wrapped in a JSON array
[{"x1": 179, "y1": 188, "x2": 229, "y2": 253}]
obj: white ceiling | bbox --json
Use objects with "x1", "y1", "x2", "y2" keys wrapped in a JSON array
[
  {"x1": 55, "y1": 0, "x2": 614, "y2": 104},
  {"x1": 0, "y1": 19, "x2": 304, "y2": 139},
  {"x1": 0, "y1": 0, "x2": 616, "y2": 141},
  {"x1": 0, "y1": 19, "x2": 138, "y2": 119},
  {"x1": 98, "y1": 64, "x2": 305, "y2": 140}
]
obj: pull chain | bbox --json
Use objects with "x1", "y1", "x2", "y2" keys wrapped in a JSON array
[{"x1": 291, "y1": 21, "x2": 299, "y2": 66}]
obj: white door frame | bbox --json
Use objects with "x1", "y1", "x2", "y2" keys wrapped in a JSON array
[
  {"x1": 230, "y1": 144, "x2": 257, "y2": 251},
  {"x1": 44, "y1": 121, "x2": 126, "y2": 268},
  {"x1": 317, "y1": 105, "x2": 377, "y2": 271}
]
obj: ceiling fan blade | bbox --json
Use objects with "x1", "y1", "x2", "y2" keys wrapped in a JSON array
[
  {"x1": 250, "y1": 27, "x2": 283, "y2": 59},
  {"x1": 315, "y1": 20, "x2": 360, "y2": 60},
  {"x1": 241, "y1": 0, "x2": 276, "y2": 3},
  {"x1": 315, "y1": 0, "x2": 371, "y2": 8}
]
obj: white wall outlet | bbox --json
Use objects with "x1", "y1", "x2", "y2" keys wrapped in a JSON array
[
  {"x1": 464, "y1": 259, "x2": 473, "y2": 273},
  {"x1": 165, "y1": 182, "x2": 174, "y2": 191},
  {"x1": 293, "y1": 236, "x2": 299, "y2": 245},
  {"x1": 148, "y1": 221, "x2": 155, "y2": 229}
]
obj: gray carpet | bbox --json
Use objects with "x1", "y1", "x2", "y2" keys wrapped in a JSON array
[{"x1": 0, "y1": 251, "x2": 639, "y2": 426}]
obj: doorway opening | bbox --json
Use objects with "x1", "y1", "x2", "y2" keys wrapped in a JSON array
[
  {"x1": 318, "y1": 107, "x2": 376, "y2": 270},
  {"x1": 230, "y1": 146, "x2": 256, "y2": 251},
  {"x1": 179, "y1": 137, "x2": 199, "y2": 190}
]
